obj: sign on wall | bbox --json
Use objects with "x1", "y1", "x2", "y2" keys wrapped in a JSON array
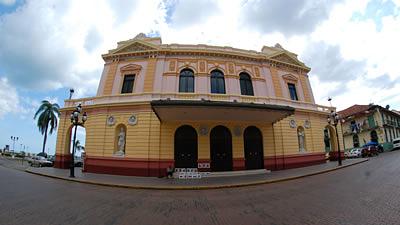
[{"x1": 198, "y1": 163, "x2": 210, "y2": 168}]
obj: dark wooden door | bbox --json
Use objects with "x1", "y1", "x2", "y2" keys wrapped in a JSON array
[
  {"x1": 210, "y1": 126, "x2": 233, "y2": 172},
  {"x1": 174, "y1": 125, "x2": 198, "y2": 168},
  {"x1": 244, "y1": 126, "x2": 264, "y2": 170}
]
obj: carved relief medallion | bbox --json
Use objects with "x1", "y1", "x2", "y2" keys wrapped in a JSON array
[
  {"x1": 233, "y1": 126, "x2": 242, "y2": 136},
  {"x1": 128, "y1": 114, "x2": 138, "y2": 125},
  {"x1": 169, "y1": 61, "x2": 176, "y2": 72},
  {"x1": 289, "y1": 119, "x2": 296, "y2": 128},
  {"x1": 254, "y1": 67, "x2": 260, "y2": 77},
  {"x1": 304, "y1": 120, "x2": 311, "y2": 129},
  {"x1": 228, "y1": 63, "x2": 234, "y2": 74},
  {"x1": 199, "y1": 61, "x2": 206, "y2": 72},
  {"x1": 107, "y1": 116, "x2": 116, "y2": 126},
  {"x1": 199, "y1": 125, "x2": 209, "y2": 136}
]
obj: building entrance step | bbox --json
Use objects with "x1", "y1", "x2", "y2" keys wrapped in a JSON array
[{"x1": 207, "y1": 169, "x2": 270, "y2": 178}]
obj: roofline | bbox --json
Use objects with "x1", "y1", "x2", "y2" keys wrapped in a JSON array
[{"x1": 150, "y1": 99, "x2": 295, "y2": 112}]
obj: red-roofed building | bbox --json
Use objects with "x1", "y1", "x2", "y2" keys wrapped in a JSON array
[{"x1": 338, "y1": 104, "x2": 400, "y2": 150}]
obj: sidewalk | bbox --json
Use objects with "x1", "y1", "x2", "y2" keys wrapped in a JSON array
[{"x1": 23, "y1": 158, "x2": 368, "y2": 190}]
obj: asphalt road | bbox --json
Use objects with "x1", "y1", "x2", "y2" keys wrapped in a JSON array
[{"x1": 1, "y1": 151, "x2": 400, "y2": 225}]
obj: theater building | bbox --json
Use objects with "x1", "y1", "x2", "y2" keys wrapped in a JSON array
[{"x1": 54, "y1": 33, "x2": 343, "y2": 177}]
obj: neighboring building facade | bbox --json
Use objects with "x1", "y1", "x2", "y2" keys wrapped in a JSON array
[
  {"x1": 54, "y1": 34, "x2": 341, "y2": 177},
  {"x1": 338, "y1": 104, "x2": 400, "y2": 151}
]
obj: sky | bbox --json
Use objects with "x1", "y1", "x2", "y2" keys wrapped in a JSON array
[{"x1": 0, "y1": 0, "x2": 399, "y2": 155}]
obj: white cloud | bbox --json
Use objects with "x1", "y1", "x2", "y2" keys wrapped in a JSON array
[
  {"x1": 0, "y1": 77, "x2": 19, "y2": 118},
  {"x1": 240, "y1": 0, "x2": 343, "y2": 36},
  {"x1": 166, "y1": 0, "x2": 220, "y2": 28},
  {"x1": 0, "y1": 0, "x2": 399, "y2": 113},
  {"x1": 0, "y1": 0, "x2": 164, "y2": 97}
]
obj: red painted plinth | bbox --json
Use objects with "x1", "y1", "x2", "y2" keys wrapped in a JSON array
[{"x1": 328, "y1": 151, "x2": 345, "y2": 161}]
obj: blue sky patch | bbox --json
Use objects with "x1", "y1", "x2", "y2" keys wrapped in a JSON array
[
  {"x1": 0, "y1": 0, "x2": 25, "y2": 16},
  {"x1": 163, "y1": 0, "x2": 177, "y2": 24},
  {"x1": 351, "y1": 0, "x2": 398, "y2": 31}
]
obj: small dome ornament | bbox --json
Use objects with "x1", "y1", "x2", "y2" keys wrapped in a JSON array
[
  {"x1": 274, "y1": 43, "x2": 283, "y2": 49},
  {"x1": 134, "y1": 33, "x2": 147, "y2": 40},
  {"x1": 128, "y1": 114, "x2": 138, "y2": 125}
]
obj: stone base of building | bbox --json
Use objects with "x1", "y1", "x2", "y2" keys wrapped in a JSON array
[
  {"x1": 328, "y1": 151, "x2": 345, "y2": 161},
  {"x1": 82, "y1": 156, "x2": 174, "y2": 177},
  {"x1": 54, "y1": 154, "x2": 72, "y2": 169},
  {"x1": 265, "y1": 152, "x2": 326, "y2": 170},
  {"x1": 51, "y1": 152, "x2": 326, "y2": 177}
]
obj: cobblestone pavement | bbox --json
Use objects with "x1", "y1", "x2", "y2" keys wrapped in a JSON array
[
  {"x1": 24, "y1": 158, "x2": 366, "y2": 189},
  {"x1": 1, "y1": 152, "x2": 400, "y2": 225}
]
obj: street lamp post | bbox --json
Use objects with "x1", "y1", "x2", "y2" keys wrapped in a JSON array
[
  {"x1": 10, "y1": 136, "x2": 19, "y2": 152},
  {"x1": 69, "y1": 104, "x2": 87, "y2": 178},
  {"x1": 327, "y1": 110, "x2": 342, "y2": 166}
]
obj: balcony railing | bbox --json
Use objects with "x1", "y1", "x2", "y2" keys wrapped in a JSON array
[
  {"x1": 342, "y1": 123, "x2": 378, "y2": 136},
  {"x1": 63, "y1": 93, "x2": 333, "y2": 113},
  {"x1": 384, "y1": 119, "x2": 399, "y2": 127}
]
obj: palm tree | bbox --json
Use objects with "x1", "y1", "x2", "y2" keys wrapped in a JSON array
[{"x1": 34, "y1": 100, "x2": 61, "y2": 153}]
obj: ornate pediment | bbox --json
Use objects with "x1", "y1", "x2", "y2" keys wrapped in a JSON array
[
  {"x1": 270, "y1": 53, "x2": 303, "y2": 66},
  {"x1": 113, "y1": 41, "x2": 158, "y2": 54},
  {"x1": 120, "y1": 63, "x2": 142, "y2": 73},
  {"x1": 282, "y1": 74, "x2": 298, "y2": 82}
]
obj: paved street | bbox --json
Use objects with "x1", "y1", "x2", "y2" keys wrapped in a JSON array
[{"x1": 1, "y1": 151, "x2": 400, "y2": 225}]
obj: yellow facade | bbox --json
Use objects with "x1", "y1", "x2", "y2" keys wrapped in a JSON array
[{"x1": 54, "y1": 34, "x2": 342, "y2": 176}]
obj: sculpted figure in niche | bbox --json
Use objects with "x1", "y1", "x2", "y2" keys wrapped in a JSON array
[
  {"x1": 115, "y1": 127, "x2": 126, "y2": 156},
  {"x1": 298, "y1": 129, "x2": 305, "y2": 152}
]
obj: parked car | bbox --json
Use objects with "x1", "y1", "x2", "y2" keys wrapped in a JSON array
[
  {"x1": 26, "y1": 156, "x2": 34, "y2": 164},
  {"x1": 361, "y1": 145, "x2": 379, "y2": 157},
  {"x1": 29, "y1": 156, "x2": 53, "y2": 167},
  {"x1": 393, "y1": 138, "x2": 400, "y2": 150},
  {"x1": 36, "y1": 152, "x2": 48, "y2": 158},
  {"x1": 347, "y1": 148, "x2": 362, "y2": 158},
  {"x1": 364, "y1": 141, "x2": 384, "y2": 153},
  {"x1": 47, "y1": 155, "x2": 55, "y2": 164}
]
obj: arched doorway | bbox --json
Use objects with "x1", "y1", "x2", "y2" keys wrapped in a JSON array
[
  {"x1": 210, "y1": 126, "x2": 232, "y2": 171},
  {"x1": 324, "y1": 126, "x2": 337, "y2": 152},
  {"x1": 370, "y1": 130, "x2": 378, "y2": 142},
  {"x1": 174, "y1": 125, "x2": 198, "y2": 168},
  {"x1": 66, "y1": 125, "x2": 86, "y2": 167},
  {"x1": 243, "y1": 126, "x2": 264, "y2": 170}
]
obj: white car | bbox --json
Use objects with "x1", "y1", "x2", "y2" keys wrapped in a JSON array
[
  {"x1": 29, "y1": 156, "x2": 53, "y2": 167},
  {"x1": 348, "y1": 148, "x2": 362, "y2": 158},
  {"x1": 393, "y1": 138, "x2": 400, "y2": 150}
]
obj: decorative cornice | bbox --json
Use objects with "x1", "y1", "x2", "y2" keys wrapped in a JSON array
[{"x1": 102, "y1": 43, "x2": 311, "y2": 72}]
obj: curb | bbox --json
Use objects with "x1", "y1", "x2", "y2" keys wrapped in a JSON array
[{"x1": 25, "y1": 159, "x2": 368, "y2": 190}]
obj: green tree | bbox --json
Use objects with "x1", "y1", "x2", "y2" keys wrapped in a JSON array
[{"x1": 34, "y1": 100, "x2": 61, "y2": 153}]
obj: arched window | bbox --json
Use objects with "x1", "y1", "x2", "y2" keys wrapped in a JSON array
[
  {"x1": 297, "y1": 126, "x2": 306, "y2": 152},
  {"x1": 239, "y1": 72, "x2": 254, "y2": 96},
  {"x1": 179, "y1": 69, "x2": 194, "y2": 92},
  {"x1": 210, "y1": 70, "x2": 226, "y2": 94}
]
